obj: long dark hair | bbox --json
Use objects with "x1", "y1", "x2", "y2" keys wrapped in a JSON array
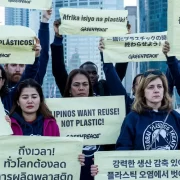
[
  {"x1": 63, "y1": 69, "x2": 94, "y2": 97},
  {"x1": 0, "y1": 65, "x2": 9, "y2": 96},
  {"x1": 9, "y1": 79, "x2": 54, "y2": 118}
]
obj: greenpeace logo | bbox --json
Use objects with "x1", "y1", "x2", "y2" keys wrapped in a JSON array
[
  {"x1": 8, "y1": 0, "x2": 32, "y2": 4},
  {"x1": 0, "y1": 54, "x2": 11, "y2": 58},
  {"x1": 81, "y1": 27, "x2": 108, "y2": 32}
]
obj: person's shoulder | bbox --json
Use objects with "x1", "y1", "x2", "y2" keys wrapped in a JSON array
[
  {"x1": 171, "y1": 109, "x2": 180, "y2": 118},
  {"x1": 44, "y1": 118, "x2": 57, "y2": 123},
  {"x1": 124, "y1": 111, "x2": 140, "y2": 122}
]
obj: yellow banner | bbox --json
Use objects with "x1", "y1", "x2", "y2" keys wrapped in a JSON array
[
  {"x1": 0, "y1": 136, "x2": 83, "y2": 179},
  {"x1": 167, "y1": 0, "x2": 180, "y2": 56},
  {"x1": 46, "y1": 96, "x2": 125, "y2": 145},
  {"x1": 0, "y1": 0, "x2": 52, "y2": 10},
  {"x1": 0, "y1": 26, "x2": 36, "y2": 64},
  {"x1": 59, "y1": 8, "x2": 128, "y2": 37},
  {"x1": 103, "y1": 32, "x2": 167, "y2": 63},
  {"x1": 95, "y1": 150, "x2": 180, "y2": 180},
  {"x1": 0, "y1": 100, "x2": 13, "y2": 135}
]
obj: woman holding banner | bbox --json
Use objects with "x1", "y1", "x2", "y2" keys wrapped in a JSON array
[
  {"x1": 91, "y1": 70, "x2": 180, "y2": 176},
  {"x1": 63, "y1": 69, "x2": 111, "y2": 180},
  {"x1": 6, "y1": 78, "x2": 85, "y2": 166},
  {"x1": 8, "y1": 78, "x2": 60, "y2": 136}
]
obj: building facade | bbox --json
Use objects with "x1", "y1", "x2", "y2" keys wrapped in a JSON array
[
  {"x1": 5, "y1": 8, "x2": 29, "y2": 26},
  {"x1": 138, "y1": 0, "x2": 167, "y2": 73}
]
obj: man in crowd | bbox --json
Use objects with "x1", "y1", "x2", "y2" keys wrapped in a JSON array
[{"x1": 4, "y1": 10, "x2": 52, "y2": 89}]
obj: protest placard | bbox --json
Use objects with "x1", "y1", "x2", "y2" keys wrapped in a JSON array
[
  {"x1": 103, "y1": 32, "x2": 167, "y2": 63},
  {"x1": 0, "y1": 136, "x2": 83, "y2": 180},
  {"x1": 0, "y1": 26, "x2": 36, "y2": 64},
  {"x1": 59, "y1": 8, "x2": 128, "y2": 37},
  {"x1": 0, "y1": 99, "x2": 13, "y2": 136},
  {"x1": 46, "y1": 96, "x2": 125, "y2": 145},
  {"x1": 94, "y1": 150, "x2": 180, "y2": 180},
  {"x1": 167, "y1": 0, "x2": 180, "y2": 56},
  {"x1": 0, "y1": 0, "x2": 52, "y2": 10}
]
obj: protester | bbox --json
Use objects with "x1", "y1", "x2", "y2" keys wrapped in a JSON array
[
  {"x1": 51, "y1": 19, "x2": 111, "y2": 96},
  {"x1": 9, "y1": 79, "x2": 59, "y2": 136},
  {"x1": 99, "y1": 39, "x2": 143, "y2": 114},
  {"x1": 1, "y1": 39, "x2": 41, "y2": 114},
  {"x1": 63, "y1": 69, "x2": 93, "y2": 97},
  {"x1": 162, "y1": 41, "x2": 180, "y2": 96},
  {"x1": 5, "y1": 78, "x2": 85, "y2": 166},
  {"x1": 91, "y1": 70, "x2": 180, "y2": 176},
  {"x1": 63, "y1": 68, "x2": 113, "y2": 180},
  {"x1": 4, "y1": 10, "x2": 52, "y2": 89}
]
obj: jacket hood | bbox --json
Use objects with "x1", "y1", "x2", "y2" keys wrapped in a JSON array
[{"x1": 11, "y1": 112, "x2": 44, "y2": 136}]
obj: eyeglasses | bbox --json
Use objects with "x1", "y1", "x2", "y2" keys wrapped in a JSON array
[{"x1": 143, "y1": 70, "x2": 162, "y2": 77}]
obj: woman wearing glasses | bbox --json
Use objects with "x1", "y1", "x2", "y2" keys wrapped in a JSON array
[{"x1": 91, "y1": 70, "x2": 180, "y2": 176}]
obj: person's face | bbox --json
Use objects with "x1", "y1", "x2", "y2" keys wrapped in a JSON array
[
  {"x1": 5, "y1": 64, "x2": 25, "y2": 83},
  {"x1": 82, "y1": 64, "x2": 99, "y2": 86},
  {"x1": 70, "y1": 74, "x2": 89, "y2": 97},
  {"x1": 0, "y1": 70, "x2": 5, "y2": 90},
  {"x1": 17, "y1": 87, "x2": 40, "y2": 115},
  {"x1": 144, "y1": 78, "x2": 164, "y2": 108},
  {"x1": 133, "y1": 75, "x2": 142, "y2": 94}
]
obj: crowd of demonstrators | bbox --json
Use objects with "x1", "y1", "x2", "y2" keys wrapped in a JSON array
[{"x1": 2, "y1": 7, "x2": 180, "y2": 180}]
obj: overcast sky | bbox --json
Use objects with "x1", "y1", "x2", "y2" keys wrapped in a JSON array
[{"x1": 124, "y1": 0, "x2": 137, "y2": 6}]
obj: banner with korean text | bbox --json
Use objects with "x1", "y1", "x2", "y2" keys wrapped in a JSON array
[
  {"x1": 0, "y1": 26, "x2": 36, "y2": 64},
  {"x1": 59, "y1": 8, "x2": 128, "y2": 37},
  {"x1": 103, "y1": 32, "x2": 167, "y2": 63},
  {"x1": 95, "y1": 150, "x2": 180, "y2": 180},
  {"x1": 46, "y1": 96, "x2": 125, "y2": 145},
  {"x1": 0, "y1": 136, "x2": 83, "y2": 180}
]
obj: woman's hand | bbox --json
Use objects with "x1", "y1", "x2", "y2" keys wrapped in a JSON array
[
  {"x1": 78, "y1": 154, "x2": 85, "y2": 166},
  {"x1": 91, "y1": 164, "x2": 99, "y2": 176}
]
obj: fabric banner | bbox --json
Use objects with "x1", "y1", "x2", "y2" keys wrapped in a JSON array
[
  {"x1": 0, "y1": 99, "x2": 13, "y2": 136},
  {"x1": 167, "y1": 0, "x2": 180, "y2": 56},
  {"x1": 103, "y1": 32, "x2": 167, "y2": 63},
  {"x1": 59, "y1": 8, "x2": 128, "y2": 37},
  {"x1": 0, "y1": 26, "x2": 36, "y2": 64},
  {"x1": 94, "y1": 150, "x2": 180, "y2": 180},
  {"x1": 0, "y1": 0, "x2": 52, "y2": 10},
  {"x1": 46, "y1": 96, "x2": 125, "y2": 145},
  {"x1": 0, "y1": 136, "x2": 83, "y2": 180}
]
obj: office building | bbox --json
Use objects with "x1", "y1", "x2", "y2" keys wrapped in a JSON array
[
  {"x1": 5, "y1": 8, "x2": 29, "y2": 26},
  {"x1": 138, "y1": 0, "x2": 167, "y2": 73}
]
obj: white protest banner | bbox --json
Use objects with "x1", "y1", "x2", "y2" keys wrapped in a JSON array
[
  {"x1": 59, "y1": 8, "x2": 128, "y2": 37},
  {"x1": 0, "y1": 99, "x2": 13, "y2": 135},
  {"x1": 167, "y1": 0, "x2": 180, "y2": 56},
  {"x1": 0, "y1": 26, "x2": 36, "y2": 64},
  {"x1": 103, "y1": 32, "x2": 167, "y2": 63},
  {"x1": 46, "y1": 96, "x2": 125, "y2": 145},
  {"x1": 0, "y1": 136, "x2": 83, "y2": 179},
  {"x1": 0, "y1": 0, "x2": 52, "y2": 10},
  {"x1": 95, "y1": 150, "x2": 180, "y2": 180}
]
